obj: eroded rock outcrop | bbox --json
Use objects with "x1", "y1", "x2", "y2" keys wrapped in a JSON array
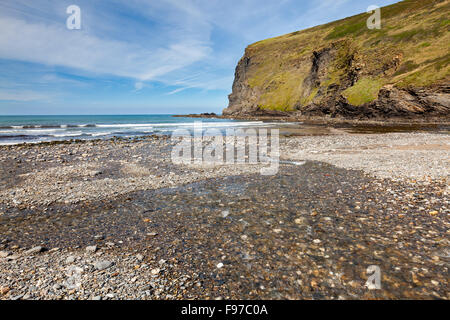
[{"x1": 302, "y1": 84, "x2": 450, "y2": 119}]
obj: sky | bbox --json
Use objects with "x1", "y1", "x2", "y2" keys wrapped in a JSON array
[{"x1": 0, "y1": 0, "x2": 399, "y2": 115}]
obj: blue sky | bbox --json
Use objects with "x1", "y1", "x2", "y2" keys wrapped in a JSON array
[{"x1": 0, "y1": 0, "x2": 399, "y2": 115}]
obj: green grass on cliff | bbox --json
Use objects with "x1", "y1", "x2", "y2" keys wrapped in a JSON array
[
  {"x1": 342, "y1": 78, "x2": 384, "y2": 106},
  {"x1": 242, "y1": 0, "x2": 450, "y2": 111}
]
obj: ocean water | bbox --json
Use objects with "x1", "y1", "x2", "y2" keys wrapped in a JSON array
[{"x1": 0, "y1": 115, "x2": 276, "y2": 145}]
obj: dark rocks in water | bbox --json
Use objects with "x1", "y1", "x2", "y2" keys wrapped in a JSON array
[{"x1": 172, "y1": 113, "x2": 218, "y2": 118}]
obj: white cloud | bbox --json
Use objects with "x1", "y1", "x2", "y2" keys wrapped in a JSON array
[
  {"x1": 0, "y1": 89, "x2": 51, "y2": 101},
  {"x1": 134, "y1": 82, "x2": 144, "y2": 91},
  {"x1": 166, "y1": 88, "x2": 186, "y2": 95},
  {"x1": 0, "y1": 16, "x2": 210, "y2": 81},
  {"x1": 0, "y1": 0, "x2": 398, "y2": 95}
]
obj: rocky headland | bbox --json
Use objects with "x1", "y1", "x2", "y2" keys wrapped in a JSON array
[{"x1": 222, "y1": 0, "x2": 450, "y2": 121}]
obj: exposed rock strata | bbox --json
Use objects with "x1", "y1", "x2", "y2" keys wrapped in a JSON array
[{"x1": 224, "y1": 47, "x2": 449, "y2": 119}]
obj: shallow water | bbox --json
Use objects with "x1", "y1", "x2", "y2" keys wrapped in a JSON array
[
  {"x1": 1, "y1": 114, "x2": 448, "y2": 145},
  {"x1": 0, "y1": 115, "x2": 288, "y2": 145}
]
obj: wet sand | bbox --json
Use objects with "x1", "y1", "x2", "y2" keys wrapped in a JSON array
[{"x1": 0, "y1": 128, "x2": 448, "y2": 300}]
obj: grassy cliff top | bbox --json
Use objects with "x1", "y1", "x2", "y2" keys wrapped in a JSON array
[{"x1": 242, "y1": 0, "x2": 449, "y2": 111}]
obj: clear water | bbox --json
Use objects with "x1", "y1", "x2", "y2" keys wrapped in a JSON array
[{"x1": 0, "y1": 115, "x2": 277, "y2": 145}]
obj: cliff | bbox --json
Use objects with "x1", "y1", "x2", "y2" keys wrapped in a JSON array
[{"x1": 223, "y1": 0, "x2": 450, "y2": 120}]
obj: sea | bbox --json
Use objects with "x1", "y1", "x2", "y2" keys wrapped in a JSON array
[{"x1": 0, "y1": 115, "x2": 280, "y2": 145}]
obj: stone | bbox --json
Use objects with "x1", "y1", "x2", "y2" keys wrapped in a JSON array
[
  {"x1": 217, "y1": 263, "x2": 224, "y2": 269},
  {"x1": 6, "y1": 254, "x2": 20, "y2": 261},
  {"x1": 136, "y1": 254, "x2": 144, "y2": 261},
  {"x1": 25, "y1": 246, "x2": 45, "y2": 254},
  {"x1": 65, "y1": 256, "x2": 76, "y2": 264},
  {"x1": 0, "y1": 251, "x2": 10, "y2": 258},
  {"x1": 90, "y1": 171, "x2": 103, "y2": 177},
  {"x1": 151, "y1": 268, "x2": 161, "y2": 275},
  {"x1": 86, "y1": 245, "x2": 98, "y2": 253},
  {"x1": 52, "y1": 284, "x2": 62, "y2": 291},
  {"x1": 94, "y1": 260, "x2": 113, "y2": 271},
  {"x1": 0, "y1": 287, "x2": 10, "y2": 295},
  {"x1": 158, "y1": 259, "x2": 166, "y2": 265}
]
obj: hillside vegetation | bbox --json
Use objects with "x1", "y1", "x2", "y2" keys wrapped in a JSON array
[{"x1": 223, "y1": 0, "x2": 449, "y2": 119}]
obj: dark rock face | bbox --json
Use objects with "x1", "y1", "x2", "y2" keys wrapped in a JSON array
[
  {"x1": 223, "y1": 55, "x2": 260, "y2": 116},
  {"x1": 301, "y1": 84, "x2": 450, "y2": 119},
  {"x1": 303, "y1": 47, "x2": 336, "y2": 96},
  {"x1": 369, "y1": 85, "x2": 450, "y2": 118},
  {"x1": 223, "y1": 47, "x2": 450, "y2": 119}
]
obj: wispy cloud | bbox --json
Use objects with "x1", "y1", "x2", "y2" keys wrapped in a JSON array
[
  {"x1": 0, "y1": 0, "x2": 400, "y2": 114},
  {"x1": 134, "y1": 82, "x2": 144, "y2": 91},
  {"x1": 166, "y1": 88, "x2": 186, "y2": 95},
  {"x1": 0, "y1": 16, "x2": 210, "y2": 81},
  {"x1": 0, "y1": 89, "x2": 52, "y2": 102}
]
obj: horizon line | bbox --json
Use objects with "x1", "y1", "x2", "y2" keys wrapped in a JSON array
[{"x1": 0, "y1": 113, "x2": 202, "y2": 116}]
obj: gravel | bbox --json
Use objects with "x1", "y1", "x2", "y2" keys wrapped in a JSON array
[
  {"x1": 281, "y1": 132, "x2": 449, "y2": 181},
  {"x1": 0, "y1": 131, "x2": 448, "y2": 300}
]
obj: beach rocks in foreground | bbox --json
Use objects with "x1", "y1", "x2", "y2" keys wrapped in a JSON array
[{"x1": 0, "y1": 131, "x2": 448, "y2": 300}]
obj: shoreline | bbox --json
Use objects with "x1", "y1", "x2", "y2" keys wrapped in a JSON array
[
  {"x1": 174, "y1": 113, "x2": 450, "y2": 126},
  {"x1": 1, "y1": 119, "x2": 449, "y2": 148}
]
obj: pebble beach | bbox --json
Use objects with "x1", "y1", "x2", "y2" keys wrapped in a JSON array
[{"x1": 0, "y1": 129, "x2": 449, "y2": 300}]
